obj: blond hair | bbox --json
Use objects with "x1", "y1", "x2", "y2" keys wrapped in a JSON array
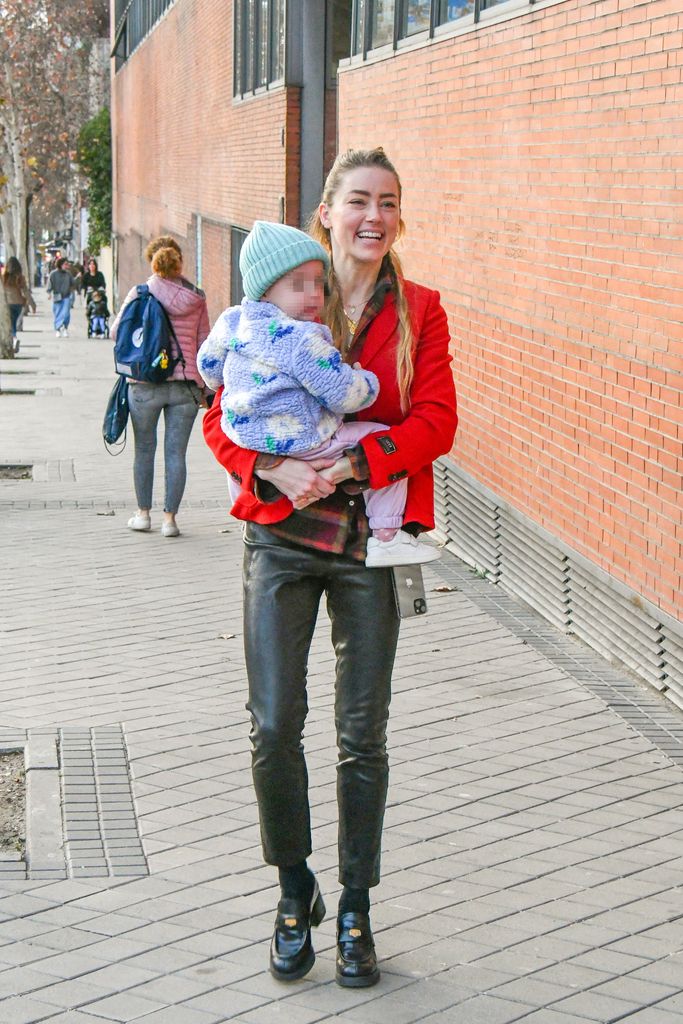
[
  {"x1": 151, "y1": 246, "x2": 182, "y2": 278},
  {"x1": 308, "y1": 147, "x2": 415, "y2": 412}
]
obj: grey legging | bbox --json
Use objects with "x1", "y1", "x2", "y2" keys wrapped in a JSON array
[{"x1": 127, "y1": 381, "x2": 200, "y2": 513}]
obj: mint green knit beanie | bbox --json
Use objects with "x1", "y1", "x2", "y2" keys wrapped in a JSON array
[{"x1": 239, "y1": 221, "x2": 329, "y2": 301}]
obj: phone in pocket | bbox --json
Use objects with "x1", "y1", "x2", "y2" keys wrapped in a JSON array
[{"x1": 391, "y1": 565, "x2": 428, "y2": 618}]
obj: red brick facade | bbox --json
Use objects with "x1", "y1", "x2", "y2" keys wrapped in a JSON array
[
  {"x1": 338, "y1": 0, "x2": 682, "y2": 619},
  {"x1": 112, "y1": 0, "x2": 300, "y2": 323}
]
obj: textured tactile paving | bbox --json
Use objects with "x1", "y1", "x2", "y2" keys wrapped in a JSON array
[{"x1": 60, "y1": 726, "x2": 148, "y2": 879}]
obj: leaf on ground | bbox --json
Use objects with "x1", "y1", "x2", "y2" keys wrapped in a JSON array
[
  {"x1": 432, "y1": 585, "x2": 458, "y2": 593},
  {"x1": 217, "y1": 633, "x2": 236, "y2": 640}
]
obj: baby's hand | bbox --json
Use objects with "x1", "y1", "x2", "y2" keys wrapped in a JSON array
[{"x1": 352, "y1": 362, "x2": 362, "y2": 370}]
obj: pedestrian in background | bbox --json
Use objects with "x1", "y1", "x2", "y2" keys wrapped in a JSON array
[
  {"x1": 2, "y1": 256, "x2": 29, "y2": 353},
  {"x1": 81, "y1": 257, "x2": 106, "y2": 305},
  {"x1": 202, "y1": 147, "x2": 457, "y2": 987},
  {"x1": 111, "y1": 236, "x2": 210, "y2": 537},
  {"x1": 47, "y1": 257, "x2": 75, "y2": 337}
]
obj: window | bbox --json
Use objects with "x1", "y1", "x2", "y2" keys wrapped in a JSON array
[
  {"x1": 112, "y1": 0, "x2": 176, "y2": 68},
  {"x1": 437, "y1": 0, "x2": 475, "y2": 23},
  {"x1": 403, "y1": 1, "x2": 431, "y2": 37},
  {"x1": 234, "y1": 0, "x2": 286, "y2": 97},
  {"x1": 352, "y1": 0, "x2": 530, "y2": 55},
  {"x1": 328, "y1": 0, "x2": 353, "y2": 86},
  {"x1": 372, "y1": 0, "x2": 395, "y2": 47}
]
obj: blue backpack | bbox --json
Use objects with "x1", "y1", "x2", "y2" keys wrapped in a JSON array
[{"x1": 113, "y1": 285, "x2": 183, "y2": 383}]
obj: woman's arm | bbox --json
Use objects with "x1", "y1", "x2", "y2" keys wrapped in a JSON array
[{"x1": 360, "y1": 289, "x2": 457, "y2": 490}]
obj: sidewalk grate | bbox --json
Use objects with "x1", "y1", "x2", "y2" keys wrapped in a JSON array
[
  {"x1": 0, "y1": 464, "x2": 33, "y2": 480},
  {"x1": 431, "y1": 559, "x2": 683, "y2": 767}
]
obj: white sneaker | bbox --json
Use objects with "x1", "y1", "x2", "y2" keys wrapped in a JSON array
[
  {"x1": 55, "y1": 330, "x2": 61, "y2": 337},
  {"x1": 12, "y1": 336, "x2": 20, "y2": 354},
  {"x1": 127, "y1": 513, "x2": 151, "y2": 532},
  {"x1": 161, "y1": 521, "x2": 180, "y2": 537},
  {"x1": 366, "y1": 530, "x2": 441, "y2": 568},
  {"x1": 61, "y1": 328, "x2": 69, "y2": 338}
]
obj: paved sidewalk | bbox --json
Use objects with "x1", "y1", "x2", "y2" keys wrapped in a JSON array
[{"x1": 1, "y1": 292, "x2": 683, "y2": 1023}]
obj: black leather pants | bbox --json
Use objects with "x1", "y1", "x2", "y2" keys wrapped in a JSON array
[{"x1": 242, "y1": 523, "x2": 400, "y2": 888}]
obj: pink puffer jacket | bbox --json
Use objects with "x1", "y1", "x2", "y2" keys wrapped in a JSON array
[{"x1": 111, "y1": 275, "x2": 210, "y2": 384}]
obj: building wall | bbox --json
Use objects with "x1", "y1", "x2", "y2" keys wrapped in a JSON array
[
  {"x1": 339, "y1": 0, "x2": 683, "y2": 621},
  {"x1": 111, "y1": 0, "x2": 300, "y2": 323}
]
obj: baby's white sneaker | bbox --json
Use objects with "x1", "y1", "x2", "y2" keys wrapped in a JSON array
[{"x1": 365, "y1": 530, "x2": 440, "y2": 568}]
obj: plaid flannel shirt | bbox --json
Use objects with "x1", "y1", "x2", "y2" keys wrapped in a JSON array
[{"x1": 254, "y1": 268, "x2": 394, "y2": 560}]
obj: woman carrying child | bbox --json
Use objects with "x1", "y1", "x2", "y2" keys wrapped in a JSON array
[{"x1": 201, "y1": 147, "x2": 457, "y2": 986}]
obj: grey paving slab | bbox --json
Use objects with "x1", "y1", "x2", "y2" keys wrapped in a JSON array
[{"x1": 2, "y1": 301, "x2": 683, "y2": 1021}]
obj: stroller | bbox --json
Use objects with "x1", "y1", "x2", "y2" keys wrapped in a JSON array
[{"x1": 86, "y1": 289, "x2": 110, "y2": 338}]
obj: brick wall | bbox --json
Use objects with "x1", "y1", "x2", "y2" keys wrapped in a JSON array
[
  {"x1": 112, "y1": 0, "x2": 300, "y2": 319},
  {"x1": 339, "y1": 0, "x2": 683, "y2": 620}
]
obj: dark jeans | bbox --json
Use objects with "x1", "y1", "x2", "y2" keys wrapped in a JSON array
[
  {"x1": 8, "y1": 304, "x2": 23, "y2": 335},
  {"x1": 242, "y1": 523, "x2": 401, "y2": 888}
]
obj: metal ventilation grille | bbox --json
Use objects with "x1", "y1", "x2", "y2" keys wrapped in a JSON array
[
  {"x1": 434, "y1": 459, "x2": 499, "y2": 579},
  {"x1": 568, "y1": 562, "x2": 664, "y2": 690},
  {"x1": 661, "y1": 627, "x2": 683, "y2": 710},
  {"x1": 435, "y1": 457, "x2": 683, "y2": 712},
  {"x1": 498, "y1": 513, "x2": 571, "y2": 631}
]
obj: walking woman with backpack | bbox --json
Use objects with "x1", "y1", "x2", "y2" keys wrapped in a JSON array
[
  {"x1": 110, "y1": 236, "x2": 210, "y2": 537},
  {"x1": 202, "y1": 147, "x2": 457, "y2": 986}
]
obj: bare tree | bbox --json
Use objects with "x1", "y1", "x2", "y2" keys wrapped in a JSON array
[{"x1": 0, "y1": 0, "x2": 108, "y2": 357}]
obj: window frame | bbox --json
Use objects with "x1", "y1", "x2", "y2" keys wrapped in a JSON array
[
  {"x1": 351, "y1": 0, "x2": 540, "y2": 56},
  {"x1": 112, "y1": 0, "x2": 177, "y2": 68},
  {"x1": 233, "y1": 0, "x2": 286, "y2": 99}
]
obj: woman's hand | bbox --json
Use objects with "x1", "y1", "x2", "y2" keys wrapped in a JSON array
[{"x1": 256, "y1": 458, "x2": 336, "y2": 509}]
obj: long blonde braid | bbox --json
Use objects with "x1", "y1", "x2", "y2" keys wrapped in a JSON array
[{"x1": 308, "y1": 147, "x2": 415, "y2": 413}]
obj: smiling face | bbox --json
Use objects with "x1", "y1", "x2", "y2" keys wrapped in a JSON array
[
  {"x1": 319, "y1": 166, "x2": 401, "y2": 267},
  {"x1": 263, "y1": 260, "x2": 326, "y2": 322}
]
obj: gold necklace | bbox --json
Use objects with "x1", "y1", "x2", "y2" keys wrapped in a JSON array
[
  {"x1": 343, "y1": 287, "x2": 374, "y2": 333},
  {"x1": 345, "y1": 312, "x2": 359, "y2": 336}
]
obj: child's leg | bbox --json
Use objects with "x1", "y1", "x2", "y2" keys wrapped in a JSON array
[
  {"x1": 306, "y1": 422, "x2": 407, "y2": 535},
  {"x1": 363, "y1": 479, "x2": 407, "y2": 534}
]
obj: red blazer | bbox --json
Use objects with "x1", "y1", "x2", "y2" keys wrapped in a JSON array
[{"x1": 202, "y1": 280, "x2": 458, "y2": 530}]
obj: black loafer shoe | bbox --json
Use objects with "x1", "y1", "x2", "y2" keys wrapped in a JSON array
[
  {"x1": 269, "y1": 879, "x2": 326, "y2": 982},
  {"x1": 335, "y1": 911, "x2": 380, "y2": 988}
]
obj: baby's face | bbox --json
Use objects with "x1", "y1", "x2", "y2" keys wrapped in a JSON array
[{"x1": 263, "y1": 260, "x2": 325, "y2": 322}]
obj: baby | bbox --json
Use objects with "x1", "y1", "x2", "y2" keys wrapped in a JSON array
[{"x1": 87, "y1": 288, "x2": 110, "y2": 336}]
